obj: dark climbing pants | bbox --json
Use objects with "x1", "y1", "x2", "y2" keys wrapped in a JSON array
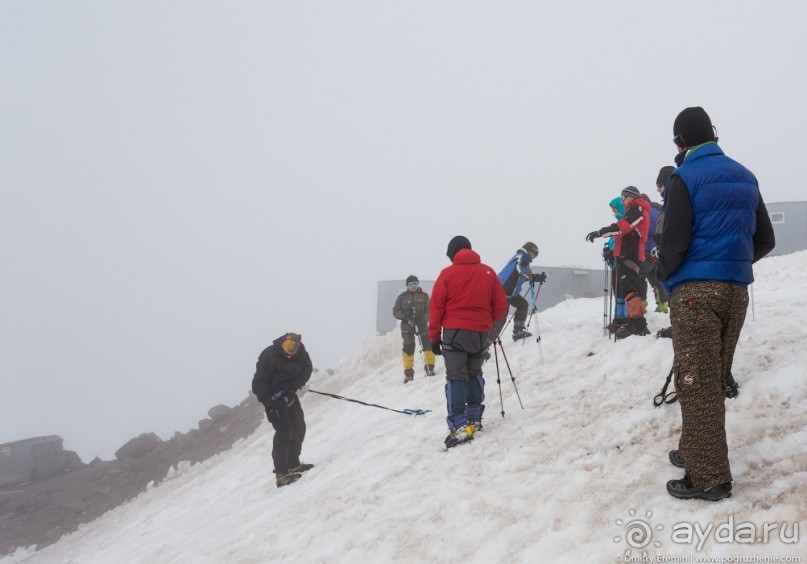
[
  {"x1": 671, "y1": 280, "x2": 748, "y2": 489},
  {"x1": 442, "y1": 328, "x2": 488, "y2": 430},
  {"x1": 265, "y1": 395, "x2": 306, "y2": 475}
]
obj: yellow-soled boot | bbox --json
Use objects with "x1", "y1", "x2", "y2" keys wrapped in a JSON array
[
  {"x1": 403, "y1": 353, "x2": 415, "y2": 383},
  {"x1": 424, "y1": 350, "x2": 436, "y2": 376}
]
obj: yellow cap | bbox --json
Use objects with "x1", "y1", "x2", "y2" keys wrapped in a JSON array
[{"x1": 281, "y1": 333, "x2": 301, "y2": 356}]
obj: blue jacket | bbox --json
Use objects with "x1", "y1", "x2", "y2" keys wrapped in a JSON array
[
  {"x1": 498, "y1": 248, "x2": 533, "y2": 297},
  {"x1": 662, "y1": 143, "x2": 759, "y2": 293},
  {"x1": 645, "y1": 204, "x2": 660, "y2": 251}
]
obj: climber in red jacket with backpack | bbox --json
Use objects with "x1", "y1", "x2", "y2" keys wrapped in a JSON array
[
  {"x1": 585, "y1": 185, "x2": 651, "y2": 339},
  {"x1": 429, "y1": 235, "x2": 508, "y2": 448}
]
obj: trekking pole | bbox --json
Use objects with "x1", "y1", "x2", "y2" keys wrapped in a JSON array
[
  {"x1": 524, "y1": 278, "x2": 536, "y2": 347},
  {"x1": 609, "y1": 265, "x2": 615, "y2": 342},
  {"x1": 496, "y1": 309, "x2": 517, "y2": 340},
  {"x1": 750, "y1": 283, "x2": 755, "y2": 321},
  {"x1": 496, "y1": 338, "x2": 524, "y2": 409},
  {"x1": 308, "y1": 389, "x2": 431, "y2": 415},
  {"x1": 411, "y1": 313, "x2": 429, "y2": 373},
  {"x1": 527, "y1": 281, "x2": 544, "y2": 362},
  {"x1": 603, "y1": 258, "x2": 609, "y2": 337},
  {"x1": 492, "y1": 339, "x2": 505, "y2": 418}
]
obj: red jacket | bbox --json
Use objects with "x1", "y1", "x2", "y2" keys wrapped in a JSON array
[
  {"x1": 602, "y1": 197, "x2": 651, "y2": 262},
  {"x1": 429, "y1": 248, "x2": 508, "y2": 342}
]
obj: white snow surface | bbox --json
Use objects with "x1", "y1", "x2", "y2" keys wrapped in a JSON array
[{"x1": 5, "y1": 253, "x2": 806, "y2": 563}]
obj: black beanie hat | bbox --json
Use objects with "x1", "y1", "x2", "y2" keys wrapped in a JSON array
[
  {"x1": 621, "y1": 186, "x2": 641, "y2": 200},
  {"x1": 673, "y1": 107, "x2": 716, "y2": 147},
  {"x1": 446, "y1": 235, "x2": 472, "y2": 261},
  {"x1": 656, "y1": 165, "x2": 675, "y2": 187},
  {"x1": 405, "y1": 275, "x2": 418, "y2": 285}
]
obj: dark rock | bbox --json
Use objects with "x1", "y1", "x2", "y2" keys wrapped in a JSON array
[
  {"x1": 62, "y1": 450, "x2": 85, "y2": 471},
  {"x1": 44, "y1": 509, "x2": 68, "y2": 526},
  {"x1": 114, "y1": 433, "x2": 162, "y2": 460},
  {"x1": 207, "y1": 404, "x2": 232, "y2": 420},
  {"x1": 0, "y1": 394, "x2": 265, "y2": 555}
]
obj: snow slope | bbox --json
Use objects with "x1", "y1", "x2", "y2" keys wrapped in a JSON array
[{"x1": 6, "y1": 252, "x2": 806, "y2": 563}]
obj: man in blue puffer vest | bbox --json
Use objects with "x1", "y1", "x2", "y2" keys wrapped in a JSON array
[{"x1": 657, "y1": 107, "x2": 775, "y2": 501}]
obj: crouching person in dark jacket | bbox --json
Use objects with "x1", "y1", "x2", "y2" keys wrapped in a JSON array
[{"x1": 252, "y1": 333, "x2": 314, "y2": 487}]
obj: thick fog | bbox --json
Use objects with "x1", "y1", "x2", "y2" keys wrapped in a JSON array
[{"x1": 1, "y1": 1, "x2": 805, "y2": 460}]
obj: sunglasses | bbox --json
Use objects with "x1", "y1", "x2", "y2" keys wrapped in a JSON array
[{"x1": 407, "y1": 282, "x2": 419, "y2": 288}]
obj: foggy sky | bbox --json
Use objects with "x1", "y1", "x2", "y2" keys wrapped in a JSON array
[{"x1": 2, "y1": 1, "x2": 805, "y2": 460}]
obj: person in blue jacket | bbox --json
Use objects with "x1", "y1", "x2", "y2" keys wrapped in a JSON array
[
  {"x1": 657, "y1": 107, "x2": 775, "y2": 501},
  {"x1": 637, "y1": 191, "x2": 668, "y2": 313},
  {"x1": 492, "y1": 242, "x2": 546, "y2": 341}
]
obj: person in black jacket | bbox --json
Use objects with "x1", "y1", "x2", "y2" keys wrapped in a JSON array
[{"x1": 252, "y1": 332, "x2": 314, "y2": 487}]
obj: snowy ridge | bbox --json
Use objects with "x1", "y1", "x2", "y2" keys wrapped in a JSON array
[{"x1": 6, "y1": 252, "x2": 806, "y2": 563}]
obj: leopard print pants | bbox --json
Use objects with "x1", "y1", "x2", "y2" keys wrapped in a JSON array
[{"x1": 670, "y1": 280, "x2": 748, "y2": 489}]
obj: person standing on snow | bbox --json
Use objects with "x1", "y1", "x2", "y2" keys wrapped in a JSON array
[
  {"x1": 653, "y1": 165, "x2": 676, "y2": 338},
  {"x1": 392, "y1": 275, "x2": 436, "y2": 382},
  {"x1": 251, "y1": 333, "x2": 314, "y2": 488},
  {"x1": 429, "y1": 236, "x2": 507, "y2": 448},
  {"x1": 637, "y1": 191, "x2": 668, "y2": 314},
  {"x1": 601, "y1": 196, "x2": 625, "y2": 326},
  {"x1": 656, "y1": 106, "x2": 775, "y2": 501},
  {"x1": 585, "y1": 186, "x2": 651, "y2": 339},
  {"x1": 492, "y1": 242, "x2": 546, "y2": 341}
]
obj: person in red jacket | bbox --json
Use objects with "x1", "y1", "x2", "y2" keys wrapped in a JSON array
[
  {"x1": 586, "y1": 186, "x2": 651, "y2": 339},
  {"x1": 429, "y1": 235, "x2": 508, "y2": 448}
]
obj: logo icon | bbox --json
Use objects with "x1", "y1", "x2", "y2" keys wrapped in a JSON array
[{"x1": 614, "y1": 508, "x2": 664, "y2": 557}]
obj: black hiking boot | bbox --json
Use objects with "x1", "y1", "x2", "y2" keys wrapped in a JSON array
[
  {"x1": 668, "y1": 450, "x2": 685, "y2": 468},
  {"x1": 512, "y1": 329, "x2": 533, "y2": 341},
  {"x1": 725, "y1": 372, "x2": 739, "y2": 399},
  {"x1": 607, "y1": 318, "x2": 628, "y2": 334},
  {"x1": 403, "y1": 368, "x2": 414, "y2": 384},
  {"x1": 667, "y1": 474, "x2": 732, "y2": 501},
  {"x1": 615, "y1": 324, "x2": 632, "y2": 340},
  {"x1": 276, "y1": 471, "x2": 302, "y2": 488},
  {"x1": 656, "y1": 326, "x2": 673, "y2": 339},
  {"x1": 289, "y1": 462, "x2": 314, "y2": 473},
  {"x1": 425, "y1": 364, "x2": 436, "y2": 376}
]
